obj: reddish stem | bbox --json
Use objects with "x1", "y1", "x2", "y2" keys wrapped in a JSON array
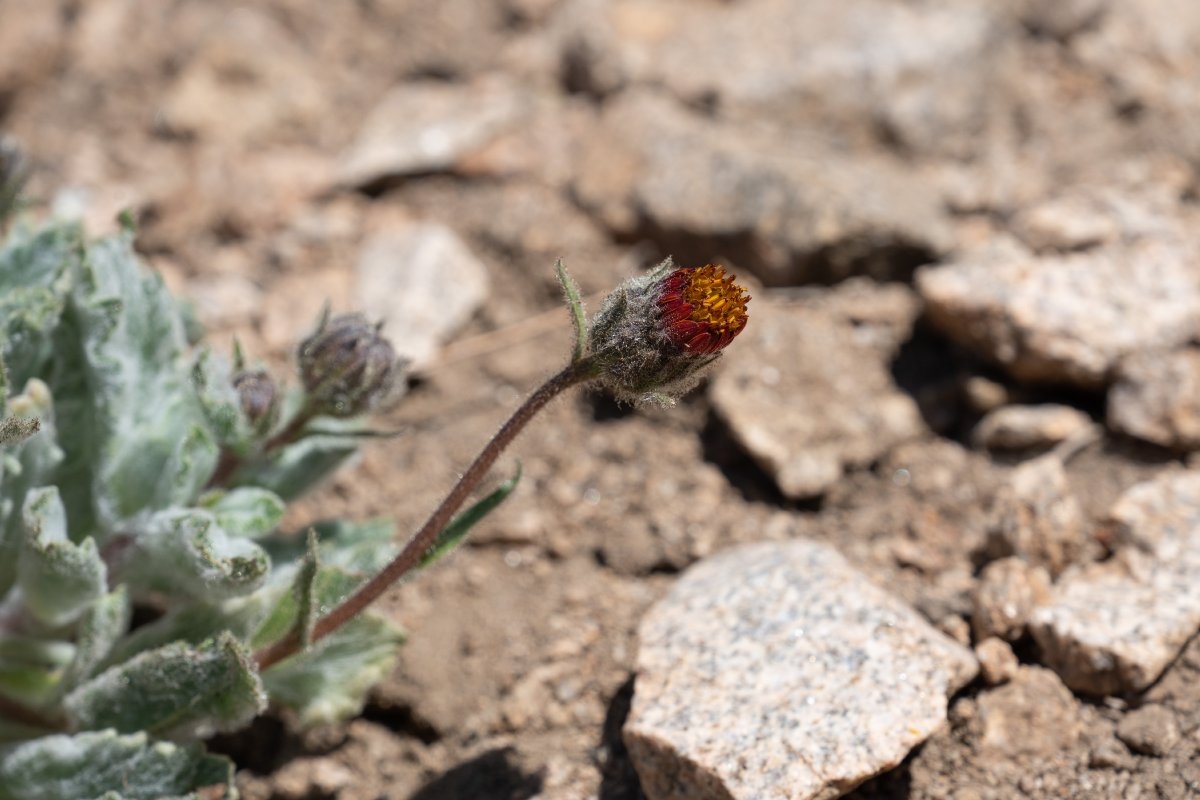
[{"x1": 254, "y1": 360, "x2": 595, "y2": 671}]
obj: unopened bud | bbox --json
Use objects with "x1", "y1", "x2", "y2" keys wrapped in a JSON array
[
  {"x1": 297, "y1": 312, "x2": 402, "y2": 417},
  {"x1": 233, "y1": 369, "x2": 279, "y2": 435},
  {"x1": 588, "y1": 259, "x2": 750, "y2": 404}
]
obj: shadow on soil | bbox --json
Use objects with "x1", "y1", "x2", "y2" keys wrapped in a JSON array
[
  {"x1": 599, "y1": 676, "x2": 646, "y2": 800},
  {"x1": 408, "y1": 747, "x2": 543, "y2": 800}
]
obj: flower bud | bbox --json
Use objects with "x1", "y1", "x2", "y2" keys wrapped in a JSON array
[
  {"x1": 588, "y1": 259, "x2": 750, "y2": 404},
  {"x1": 297, "y1": 312, "x2": 403, "y2": 417},
  {"x1": 232, "y1": 369, "x2": 279, "y2": 435}
]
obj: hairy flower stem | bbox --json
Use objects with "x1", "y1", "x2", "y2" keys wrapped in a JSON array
[{"x1": 254, "y1": 359, "x2": 598, "y2": 671}]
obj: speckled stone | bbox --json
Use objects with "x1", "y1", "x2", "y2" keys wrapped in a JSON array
[
  {"x1": 1116, "y1": 704, "x2": 1181, "y2": 757},
  {"x1": 971, "y1": 557, "x2": 1051, "y2": 642},
  {"x1": 338, "y1": 78, "x2": 530, "y2": 188},
  {"x1": 1108, "y1": 347, "x2": 1200, "y2": 450},
  {"x1": 984, "y1": 454, "x2": 1090, "y2": 577},
  {"x1": 1030, "y1": 468, "x2": 1200, "y2": 695},
  {"x1": 355, "y1": 222, "x2": 490, "y2": 369},
  {"x1": 710, "y1": 291, "x2": 924, "y2": 500},
  {"x1": 917, "y1": 239, "x2": 1200, "y2": 388},
  {"x1": 972, "y1": 404, "x2": 1093, "y2": 451},
  {"x1": 625, "y1": 540, "x2": 978, "y2": 800}
]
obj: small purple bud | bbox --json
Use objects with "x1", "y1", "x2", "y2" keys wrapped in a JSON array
[
  {"x1": 297, "y1": 312, "x2": 403, "y2": 417},
  {"x1": 233, "y1": 369, "x2": 279, "y2": 435}
]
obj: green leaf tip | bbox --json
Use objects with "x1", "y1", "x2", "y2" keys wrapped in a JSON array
[
  {"x1": 420, "y1": 462, "x2": 522, "y2": 569},
  {"x1": 297, "y1": 529, "x2": 320, "y2": 648},
  {"x1": 115, "y1": 208, "x2": 137, "y2": 234},
  {"x1": 555, "y1": 259, "x2": 587, "y2": 365}
]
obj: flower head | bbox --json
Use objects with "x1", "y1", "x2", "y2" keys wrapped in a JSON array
[
  {"x1": 656, "y1": 265, "x2": 750, "y2": 355},
  {"x1": 298, "y1": 311, "x2": 404, "y2": 417},
  {"x1": 586, "y1": 258, "x2": 751, "y2": 404}
]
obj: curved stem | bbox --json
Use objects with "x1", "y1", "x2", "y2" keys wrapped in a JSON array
[{"x1": 254, "y1": 359, "x2": 597, "y2": 671}]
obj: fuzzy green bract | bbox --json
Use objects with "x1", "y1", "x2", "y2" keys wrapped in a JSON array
[{"x1": 0, "y1": 219, "x2": 515, "y2": 798}]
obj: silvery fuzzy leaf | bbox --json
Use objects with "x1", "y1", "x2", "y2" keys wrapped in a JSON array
[
  {"x1": 99, "y1": 596, "x2": 271, "y2": 673},
  {"x1": 197, "y1": 486, "x2": 285, "y2": 540},
  {"x1": 265, "y1": 516, "x2": 397, "y2": 576},
  {"x1": 0, "y1": 728, "x2": 234, "y2": 800},
  {"x1": 253, "y1": 529, "x2": 321, "y2": 651},
  {"x1": 262, "y1": 614, "x2": 403, "y2": 726},
  {"x1": 54, "y1": 587, "x2": 131, "y2": 700},
  {"x1": 231, "y1": 413, "x2": 361, "y2": 500},
  {"x1": 251, "y1": 559, "x2": 361, "y2": 652},
  {"x1": 0, "y1": 222, "x2": 79, "y2": 387},
  {"x1": 64, "y1": 632, "x2": 265, "y2": 740},
  {"x1": 0, "y1": 380, "x2": 63, "y2": 596},
  {"x1": 190, "y1": 347, "x2": 254, "y2": 453},
  {"x1": 131, "y1": 508, "x2": 269, "y2": 601},
  {"x1": 102, "y1": 422, "x2": 218, "y2": 525},
  {"x1": 17, "y1": 487, "x2": 106, "y2": 628},
  {"x1": 61, "y1": 230, "x2": 214, "y2": 532},
  {"x1": 0, "y1": 638, "x2": 73, "y2": 711}
]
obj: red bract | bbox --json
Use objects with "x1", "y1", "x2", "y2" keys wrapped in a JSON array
[{"x1": 656, "y1": 265, "x2": 751, "y2": 355}]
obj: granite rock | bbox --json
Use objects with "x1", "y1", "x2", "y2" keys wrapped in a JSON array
[
  {"x1": 355, "y1": 222, "x2": 490, "y2": 368},
  {"x1": 572, "y1": 90, "x2": 952, "y2": 286},
  {"x1": 1030, "y1": 469, "x2": 1200, "y2": 694},
  {"x1": 1116, "y1": 705, "x2": 1181, "y2": 757},
  {"x1": 560, "y1": 0, "x2": 1012, "y2": 159},
  {"x1": 160, "y1": 8, "x2": 325, "y2": 143},
  {"x1": 1074, "y1": 0, "x2": 1200, "y2": 161},
  {"x1": 1108, "y1": 347, "x2": 1200, "y2": 450},
  {"x1": 710, "y1": 288, "x2": 924, "y2": 500},
  {"x1": 625, "y1": 540, "x2": 977, "y2": 800},
  {"x1": 1017, "y1": 0, "x2": 1109, "y2": 39},
  {"x1": 338, "y1": 78, "x2": 532, "y2": 188},
  {"x1": 984, "y1": 454, "x2": 1090, "y2": 576},
  {"x1": 972, "y1": 404, "x2": 1093, "y2": 452},
  {"x1": 917, "y1": 238, "x2": 1200, "y2": 388},
  {"x1": 975, "y1": 637, "x2": 1020, "y2": 686},
  {"x1": 974, "y1": 667, "x2": 1081, "y2": 758},
  {"x1": 1010, "y1": 193, "x2": 1121, "y2": 253},
  {"x1": 971, "y1": 557, "x2": 1051, "y2": 642}
]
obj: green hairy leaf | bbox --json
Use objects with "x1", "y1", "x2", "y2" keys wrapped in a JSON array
[
  {"x1": 55, "y1": 587, "x2": 131, "y2": 700},
  {"x1": 0, "y1": 216, "x2": 516, "y2": 794},
  {"x1": 0, "y1": 222, "x2": 80, "y2": 387},
  {"x1": 555, "y1": 259, "x2": 588, "y2": 364},
  {"x1": 263, "y1": 614, "x2": 404, "y2": 726},
  {"x1": 64, "y1": 632, "x2": 266, "y2": 739},
  {"x1": 132, "y1": 508, "x2": 270, "y2": 600},
  {"x1": 232, "y1": 423, "x2": 361, "y2": 500},
  {"x1": 421, "y1": 464, "x2": 522, "y2": 568},
  {"x1": 190, "y1": 348, "x2": 255, "y2": 453},
  {"x1": 66, "y1": 230, "x2": 214, "y2": 530},
  {"x1": 198, "y1": 487, "x2": 285, "y2": 540},
  {"x1": 17, "y1": 487, "x2": 107, "y2": 627},
  {"x1": 0, "y1": 729, "x2": 234, "y2": 800},
  {"x1": 0, "y1": 379, "x2": 63, "y2": 596}
]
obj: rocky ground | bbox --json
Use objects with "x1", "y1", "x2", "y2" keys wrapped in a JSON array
[{"x1": 4, "y1": 0, "x2": 1200, "y2": 798}]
